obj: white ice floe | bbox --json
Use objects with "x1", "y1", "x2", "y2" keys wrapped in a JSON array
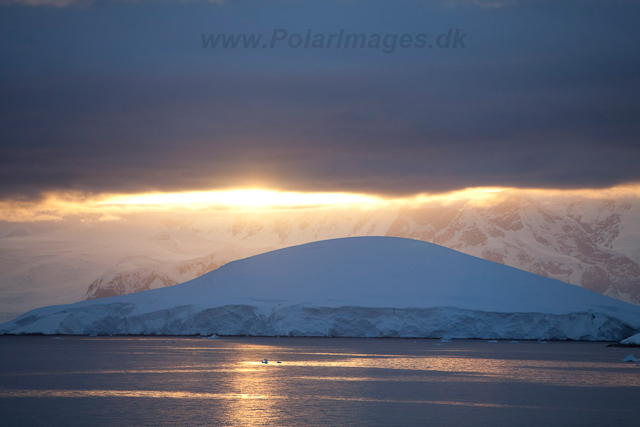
[
  {"x1": 622, "y1": 354, "x2": 639, "y2": 362},
  {"x1": 2, "y1": 237, "x2": 640, "y2": 340},
  {"x1": 202, "y1": 334, "x2": 219, "y2": 339}
]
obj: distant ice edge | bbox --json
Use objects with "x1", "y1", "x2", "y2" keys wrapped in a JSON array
[{"x1": 1, "y1": 303, "x2": 637, "y2": 341}]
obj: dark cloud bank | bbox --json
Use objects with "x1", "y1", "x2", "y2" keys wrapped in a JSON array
[{"x1": 1, "y1": 0, "x2": 639, "y2": 199}]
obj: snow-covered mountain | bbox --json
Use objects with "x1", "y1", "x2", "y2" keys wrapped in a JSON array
[
  {"x1": 85, "y1": 253, "x2": 220, "y2": 300},
  {"x1": 2, "y1": 237, "x2": 639, "y2": 340},
  {"x1": 386, "y1": 195, "x2": 640, "y2": 303},
  {"x1": 0, "y1": 191, "x2": 638, "y2": 322}
]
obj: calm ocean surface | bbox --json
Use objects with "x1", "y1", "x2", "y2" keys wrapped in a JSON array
[{"x1": 0, "y1": 336, "x2": 638, "y2": 426}]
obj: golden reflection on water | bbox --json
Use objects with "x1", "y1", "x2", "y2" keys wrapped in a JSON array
[
  {"x1": 0, "y1": 389, "x2": 268, "y2": 400},
  {"x1": 2, "y1": 347, "x2": 638, "y2": 388},
  {"x1": 0, "y1": 389, "x2": 573, "y2": 411},
  {"x1": 240, "y1": 355, "x2": 640, "y2": 387},
  {"x1": 1, "y1": 339, "x2": 639, "y2": 426},
  {"x1": 0, "y1": 368, "x2": 258, "y2": 376}
]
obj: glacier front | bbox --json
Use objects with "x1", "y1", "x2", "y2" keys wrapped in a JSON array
[{"x1": 2, "y1": 237, "x2": 639, "y2": 340}]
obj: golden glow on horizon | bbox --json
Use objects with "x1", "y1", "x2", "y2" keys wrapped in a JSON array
[
  {"x1": 98, "y1": 189, "x2": 383, "y2": 208},
  {"x1": 1, "y1": 184, "x2": 640, "y2": 222}
]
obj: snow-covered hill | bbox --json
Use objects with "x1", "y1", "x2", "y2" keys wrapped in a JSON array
[
  {"x1": 0, "y1": 191, "x2": 639, "y2": 322},
  {"x1": 2, "y1": 237, "x2": 639, "y2": 340},
  {"x1": 185, "y1": 193, "x2": 640, "y2": 303},
  {"x1": 85, "y1": 253, "x2": 219, "y2": 300}
]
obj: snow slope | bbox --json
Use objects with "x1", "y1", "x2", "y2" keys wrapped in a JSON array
[
  {"x1": 84, "y1": 244, "x2": 268, "y2": 300},
  {"x1": 2, "y1": 237, "x2": 639, "y2": 340},
  {"x1": 385, "y1": 195, "x2": 640, "y2": 303}
]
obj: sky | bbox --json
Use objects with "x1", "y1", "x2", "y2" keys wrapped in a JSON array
[{"x1": 1, "y1": 0, "x2": 640, "y2": 208}]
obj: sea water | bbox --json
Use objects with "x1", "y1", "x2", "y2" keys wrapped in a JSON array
[{"x1": 0, "y1": 336, "x2": 638, "y2": 426}]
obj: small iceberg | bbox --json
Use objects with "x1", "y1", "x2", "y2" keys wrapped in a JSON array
[
  {"x1": 622, "y1": 354, "x2": 639, "y2": 362},
  {"x1": 52, "y1": 337, "x2": 65, "y2": 340},
  {"x1": 510, "y1": 340, "x2": 519, "y2": 344},
  {"x1": 620, "y1": 333, "x2": 640, "y2": 345},
  {"x1": 538, "y1": 339, "x2": 547, "y2": 344},
  {"x1": 487, "y1": 340, "x2": 498, "y2": 343},
  {"x1": 202, "y1": 334, "x2": 219, "y2": 339}
]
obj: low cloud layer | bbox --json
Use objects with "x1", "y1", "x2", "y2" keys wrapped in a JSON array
[{"x1": 1, "y1": 1, "x2": 639, "y2": 200}]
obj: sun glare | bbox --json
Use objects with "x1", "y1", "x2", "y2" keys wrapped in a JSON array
[
  {"x1": 98, "y1": 189, "x2": 383, "y2": 208},
  {"x1": 2, "y1": 184, "x2": 639, "y2": 223}
]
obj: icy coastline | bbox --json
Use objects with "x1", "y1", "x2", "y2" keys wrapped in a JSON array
[
  {"x1": 5, "y1": 303, "x2": 637, "y2": 341},
  {"x1": 2, "y1": 237, "x2": 640, "y2": 340}
]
